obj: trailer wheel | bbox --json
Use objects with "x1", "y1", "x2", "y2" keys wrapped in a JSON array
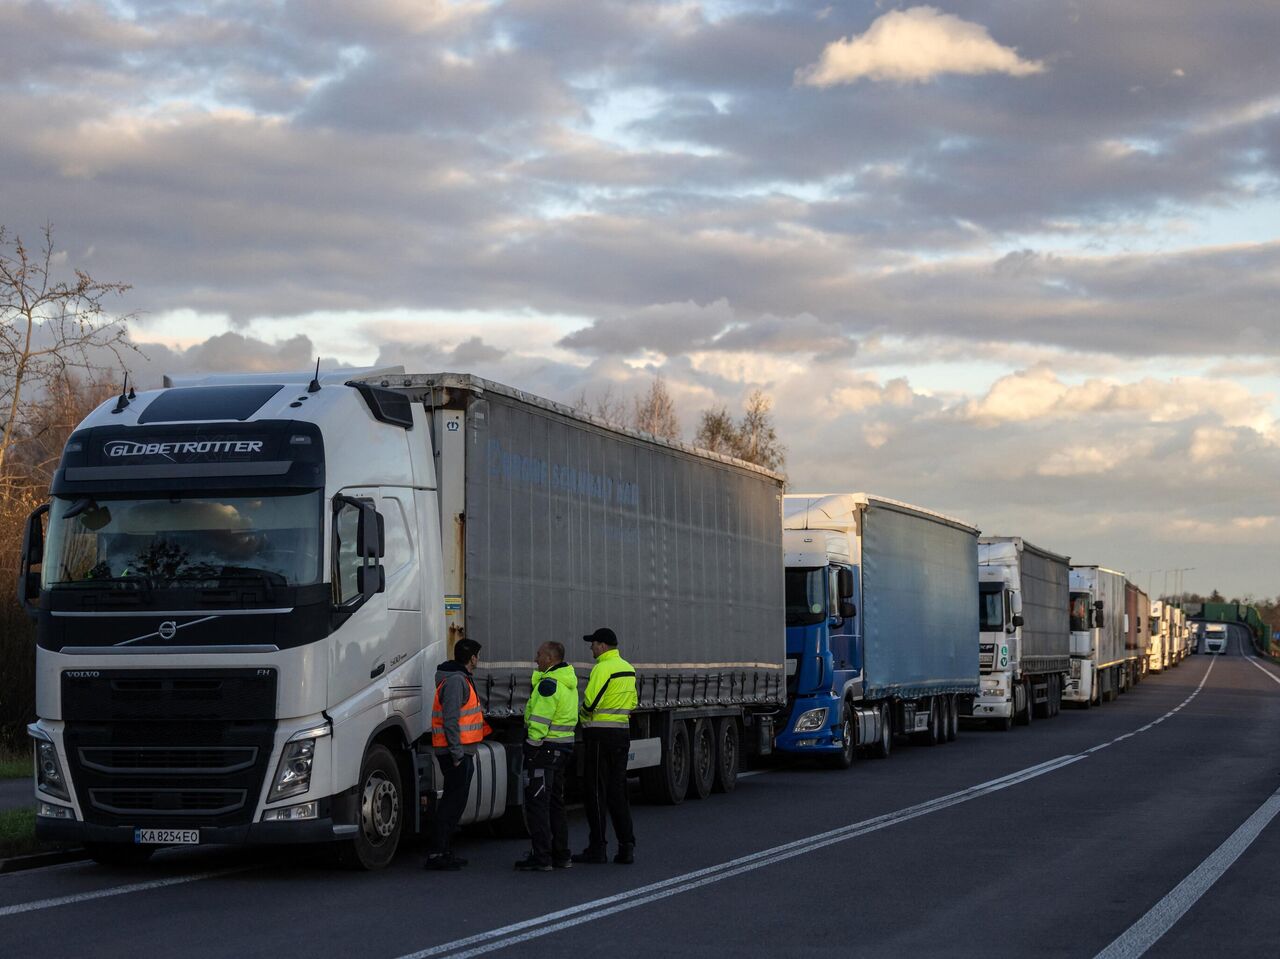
[
  {"x1": 922, "y1": 697, "x2": 941, "y2": 746},
  {"x1": 824, "y1": 704, "x2": 857, "y2": 769},
  {"x1": 873, "y1": 703, "x2": 892, "y2": 759},
  {"x1": 85, "y1": 842, "x2": 154, "y2": 867},
  {"x1": 946, "y1": 695, "x2": 958, "y2": 742},
  {"x1": 337, "y1": 744, "x2": 402, "y2": 871},
  {"x1": 640, "y1": 719, "x2": 690, "y2": 805},
  {"x1": 712, "y1": 717, "x2": 739, "y2": 793},
  {"x1": 687, "y1": 718, "x2": 715, "y2": 800},
  {"x1": 1033, "y1": 679, "x2": 1051, "y2": 720}
]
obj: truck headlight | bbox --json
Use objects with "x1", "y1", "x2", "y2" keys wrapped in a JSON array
[
  {"x1": 31, "y1": 731, "x2": 70, "y2": 802},
  {"x1": 793, "y1": 707, "x2": 828, "y2": 733},
  {"x1": 269, "y1": 723, "x2": 329, "y2": 802}
]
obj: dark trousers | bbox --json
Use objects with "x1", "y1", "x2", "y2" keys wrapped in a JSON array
[
  {"x1": 582, "y1": 727, "x2": 634, "y2": 851},
  {"x1": 523, "y1": 744, "x2": 571, "y2": 865},
  {"x1": 428, "y1": 753, "x2": 474, "y2": 856}
]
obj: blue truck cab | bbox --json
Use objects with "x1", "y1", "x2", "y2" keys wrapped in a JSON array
[{"x1": 777, "y1": 528, "x2": 861, "y2": 760}]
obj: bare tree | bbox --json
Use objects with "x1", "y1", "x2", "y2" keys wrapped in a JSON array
[
  {"x1": 573, "y1": 383, "x2": 627, "y2": 427},
  {"x1": 0, "y1": 224, "x2": 136, "y2": 498},
  {"x1": 737, "y1": 389, "x2": 785, "y2": 472},
  {"x1": 693, "y1": 390, "x2": 786, "y2": 475},
  {"x1": 632, "y1": 375, "x2": 680, "y2": 441},
  {"x1": 693, "y1": 406, "x2": 738, "y2": 455}
]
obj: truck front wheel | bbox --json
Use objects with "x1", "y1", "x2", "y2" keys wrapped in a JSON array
[
  {"x1": 823, "y1": 704, "x2": 856, "y2": 769},
  {"x1": 338, "y1": 744, "x2": 403, "y2": 870}
]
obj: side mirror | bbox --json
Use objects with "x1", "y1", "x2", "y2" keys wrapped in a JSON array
[
  {"x1": 357, "y1": 564, "x2": 386, "y2": 599},
  {"x1": 357, "y1": 505, "x2": 385, "y2": 559},
  {"x1": 16, "y1": 503, "x2": 49, "y2": 614},
  {"x1": 1095, "y1": 610, "x2": 1106, "y2": 628},
  {"x1": 1011, "y1": 614, "x2": 1025, "y2": 628},
  {"x1": 840, "y1": 600, "x2": 856, "y2": 619},
  {"x1": 838, "y1": 568, "x2": 854, "y2": 599},
  {"x1": 1094, "y1": 600, "x2": 1104, "y2": 610}
]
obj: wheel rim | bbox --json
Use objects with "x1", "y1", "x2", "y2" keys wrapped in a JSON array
[
  {"x1": 672, "y1": 729, "x2": 688, "y2": 786},
  {"x1": 361, "y1": 770, "x2": 399, "y2": 844},
  {"x1": 720, "y1": 724, "x2": 737, "y2": 778},
  {"x1": 842, "y1": 715, "x2": 854, "y2": 762},
  {"x1": 696, "y1": 725, "x2": 713, "y2": 783}
]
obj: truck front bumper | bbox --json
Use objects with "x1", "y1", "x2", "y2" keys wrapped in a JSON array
[
  {"x1": 36, "y1": 817, "x2": 347, "y2": 846},
  {"x1": 37, "y1": 790, "x2": 360, "y2": 846},
  {"x1": 964, "y1": 695, "x2": 1013, "y2": 719}
]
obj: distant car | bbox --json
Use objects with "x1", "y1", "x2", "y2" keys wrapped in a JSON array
[{"x1": 1203, "y1": 623, "x2": 1228, "y2": 654}]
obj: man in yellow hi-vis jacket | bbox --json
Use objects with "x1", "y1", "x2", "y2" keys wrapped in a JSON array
[
  {"x1": 573, "y1": 627, "x2": 638, "y2": 865},
  {"x1": 514, "y1": 641, "x2": 578, "y2": 872}
]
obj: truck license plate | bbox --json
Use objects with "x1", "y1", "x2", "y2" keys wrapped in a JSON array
[{"x1": 134, "y1": 828, "x2": 199, "y2": 845}]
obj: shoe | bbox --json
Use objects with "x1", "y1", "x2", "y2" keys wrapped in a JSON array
[
  {"x1": 571, "y1": 848, "x2": 609, "y2": 865},
  {"x1": 514, "y1": 855, "x2": 553, "y2": 872},
  {"x1": 553, "y1": 858, "x2": 573, "y2": 870},
  {"x1": 423, "y1": 854, "x2": 462, "y2": 871},
  {"x1": 613, "y1": 844, "x2": 634, "y2": 865}
]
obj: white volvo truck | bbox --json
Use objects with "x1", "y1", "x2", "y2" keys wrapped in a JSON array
[{"x1": 21, "y1": 369, "x2": 785, "y2": 868}]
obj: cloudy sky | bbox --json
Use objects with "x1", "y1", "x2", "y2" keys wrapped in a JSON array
[{"x1": 3, "y1": 0, "x2": 1278, "y2": 598}]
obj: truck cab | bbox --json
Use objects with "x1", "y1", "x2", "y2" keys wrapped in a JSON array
[
  {"x1": 776, "y1": 528, "x2": 861, "y2": 763},
  {"x1": 1148, "y1": 600, "x2": 1166, "y2": 674},
  {"x1": 975, "y1": 564, "x2": 1019, "y2": 724},
  {"x1": 1203, "y1": 623, "x2": 1228, "y2": 654},
  {"x1": 21, "y1": 368, "x2": 442, "y2": 869}
]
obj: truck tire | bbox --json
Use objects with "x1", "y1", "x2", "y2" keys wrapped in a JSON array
[
  {"x1": 1017, "y1": 682, "x2": 1033, "y2": 726},
  {"x1": 823, "y1": 704, "x2": 856, "y2": 769},
  {"x1": 914, "y1": 698, "x2": 940, "y2": 747},
  {"x1": 873, "y1": 703, "x2": 892, "y2": 759},
  {"x1": 337, "y1": 744, "x2": 403, "y2": 871},
  {"x1": 687, "y1": 718, "x2": 715, "y2": 799},
  {"x1": 640, "y1": 719, "x2": 690, "y2": 805},
  {"x1": 946, "y1": 695, "x2": 958, "y2": 742},
  {"x1": 712, "y1": 717, "x2": 739, "y2": 793},
  {"x1": 85, "y1": 842, "x2": 155, "y2": 867}
]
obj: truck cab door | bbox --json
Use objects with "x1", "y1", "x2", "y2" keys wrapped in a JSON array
[
  {"x1": 329, "y1": 488, "x2": 389, "y2": 706},
  {"x1": 829, "y1": 564, "x2": 860, "y2": 674}
]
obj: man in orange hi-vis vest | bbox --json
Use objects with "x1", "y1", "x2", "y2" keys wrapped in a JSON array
[{"x1": 424, "y1": 638, "x2": 489, "y2": 871}]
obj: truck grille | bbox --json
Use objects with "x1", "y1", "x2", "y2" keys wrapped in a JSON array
[
  {"x1": 78, "y1": 746, "x2": 259, "y2": 775},
  {"x1": 62, "y1": 669, "x2": 276, "y2": 828},
  {"x1": 979, "y1": 643, "x2": 996, "y2": 674},
  {"x1": 89, "y1": 788, "x2": 248, "y2": 817}
]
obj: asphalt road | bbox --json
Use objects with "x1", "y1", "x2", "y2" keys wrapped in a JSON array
[{"x1": 2, "y1": 634, "x2": 1277, "y2": 959}]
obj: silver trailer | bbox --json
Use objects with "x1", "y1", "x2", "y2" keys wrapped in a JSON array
[{"x1": 407, "y1": 373, "x2": 787, "y2": 805}]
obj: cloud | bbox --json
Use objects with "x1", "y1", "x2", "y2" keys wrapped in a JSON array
[{"x1": 797, "y1": 7, "x2": 1045, "y2": 87}]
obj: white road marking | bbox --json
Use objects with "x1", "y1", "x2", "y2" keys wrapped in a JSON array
[
  {"x1": 400, "y1": 656, "x2": 1221, "y2": 959},
  {"x1": 1093, "y1": 784, "x2": 1280, "y2": 959},
  {"x1": 0, "y1": 866, "x2": 252, "y2": 918},
  {"x1": 1243, "y1": 654, "x2": 1280, "y2": 687}
]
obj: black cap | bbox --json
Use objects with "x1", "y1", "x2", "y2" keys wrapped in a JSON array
[{"x1": 583, "y1": 627, "x2": 618, "y2": 647}]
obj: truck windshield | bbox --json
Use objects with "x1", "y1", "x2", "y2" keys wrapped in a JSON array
[
  {"x1": 1069, "y1": 592, "x2": 1090, "y2": 631},
  {"x1": 43, "y1": 491, "x2": 322, "y2": 589},
  {"x1": 785, "y1": 568, "x2": 826, "y2": 626},
  {"x1": 979, "y1": 583, "x2": 1004, "y2": 630}
]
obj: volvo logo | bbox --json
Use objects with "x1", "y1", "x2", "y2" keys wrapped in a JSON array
[
  {"x1": 157, "y1": 621, "x2": 178, "y2": 640},
  {"x1": 65, "y1": 671, "x2": 100, "y2": 678}
]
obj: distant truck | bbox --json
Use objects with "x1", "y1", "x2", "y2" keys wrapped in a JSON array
[
  {"x1": 1066, "y1": 566, "x2": 1127, "y2": 706},
  {"x1": 23, "y1": 369, "x2": 787, "y2": 868},
  {"x1": 778, "y1": 494, "x2": 979, "y2": 767},
  {"x1": 964, "y1": 537, "x2": 1070, "y2": 729},
  {"x1": 1203, "y1": 623, "x2": 1229, "y2": 654},
  {"x1": 1148, "y1": 600, "x2": 1170, "y2": 674},
  {"x1": 1123, "y1": 581, "x2": 1150, "y2": 691}
]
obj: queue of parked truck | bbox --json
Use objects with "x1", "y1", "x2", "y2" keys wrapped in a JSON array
[{"x1": 14, "y1": 368, "x2": 1212, "y2": 869}]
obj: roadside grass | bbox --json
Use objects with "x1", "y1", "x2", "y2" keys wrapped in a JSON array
[
  {"x1": 0, "y1": 749, "x2": 29, "y2": 779},
  {"x1": 0, "y1": 806, "x2": 40, "y2": 859}
]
